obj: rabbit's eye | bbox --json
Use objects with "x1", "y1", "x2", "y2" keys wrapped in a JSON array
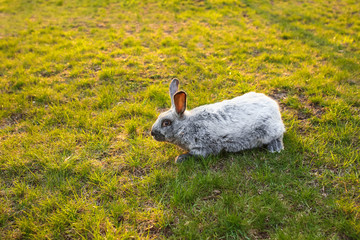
[{"x1": 161, "y1": 119, "x2": 172, "y2": 127}]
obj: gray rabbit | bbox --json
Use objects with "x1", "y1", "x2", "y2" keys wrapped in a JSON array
[{"x1": 151, "y1": 79, "x2": 285, "y2": 163}]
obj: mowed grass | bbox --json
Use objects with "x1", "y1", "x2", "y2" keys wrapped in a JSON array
[{"x1": 0, "y1": 0, "x2": 359, "y2": 239}]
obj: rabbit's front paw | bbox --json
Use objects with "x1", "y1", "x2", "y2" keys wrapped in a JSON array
[{"x1": 175, "y1": 153, "x2": 192, "y2": 164}]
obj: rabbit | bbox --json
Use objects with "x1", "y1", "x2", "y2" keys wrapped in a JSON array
[{"x1": 151, "y1": 78, "x2": 285, "y2": 163}]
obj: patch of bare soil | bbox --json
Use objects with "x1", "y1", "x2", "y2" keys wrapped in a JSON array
[
  {"x1": 298, "y1": 94, "x2": 326, "y2": 119},
  {"x1": 248, "y1": 229, "x2": 270, "y2": 239},
  {"x1": 0, "y1": 112, "x2": 27, "y2": 130},
  {"x1": 271, "y1": 89, "x2": 326, "y2": 120}
]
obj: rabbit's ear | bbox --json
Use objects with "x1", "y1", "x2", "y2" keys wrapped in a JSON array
[
  {"x1": 169, "y1": 78, "x2": 179, "y2": 106},
  {"x1": 174, "y1": 91, "x2": 187, "y2": 116}
]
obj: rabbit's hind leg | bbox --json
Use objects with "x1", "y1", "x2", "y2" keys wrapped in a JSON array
[{"x1": 267, "y1": 137, "x2": 284, "y2": 153}]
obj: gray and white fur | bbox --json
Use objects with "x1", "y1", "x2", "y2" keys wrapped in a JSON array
[{"x1": 151, "y1": 79, "x2": 285, "y2": 163}]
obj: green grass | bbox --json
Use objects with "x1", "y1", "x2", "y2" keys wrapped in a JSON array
[{"x1": 1, "y1": 0, "x2": 359, "y2": 239}]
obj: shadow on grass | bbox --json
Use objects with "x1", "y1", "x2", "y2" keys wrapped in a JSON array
[
  {"x1": 151, "y1": 129, "x2": 358, "y2": 238},
  {"x1": 242, "y1": 0, "x2": 359, "y2": 74}
]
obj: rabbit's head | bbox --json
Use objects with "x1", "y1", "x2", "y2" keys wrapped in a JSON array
[{"x1": 151, "y1": 79, "x2": 187, "y2": 142}]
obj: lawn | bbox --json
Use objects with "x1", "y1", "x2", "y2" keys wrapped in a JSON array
[{"x1": 0, "y1": 0, "x2": 359, "y2": 239}]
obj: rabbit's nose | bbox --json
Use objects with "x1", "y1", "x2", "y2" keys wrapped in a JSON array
[{"x1": 151, "y1": 130, "x2": 155, "y2": 136}]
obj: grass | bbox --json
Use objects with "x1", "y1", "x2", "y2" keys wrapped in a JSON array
[{"x1": 0, "y1": 0, "x2": 359, "y2": 239}]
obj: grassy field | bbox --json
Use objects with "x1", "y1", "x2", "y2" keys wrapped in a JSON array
[{"x1": 1, "y1": 0, "x2": 359, "y2": 239}]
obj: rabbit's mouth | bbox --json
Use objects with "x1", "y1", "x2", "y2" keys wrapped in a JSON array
[
  {"x1": 153, "y1": 135, "x2": 165, "y2": 142},
  {"x1": 151, "y1": 130, "x2": 166, "y2": 141}
]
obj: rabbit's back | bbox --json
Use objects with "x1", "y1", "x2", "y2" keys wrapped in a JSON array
[{"x1": 190, "y1": 92, "x2": 281, "y2": 124}]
